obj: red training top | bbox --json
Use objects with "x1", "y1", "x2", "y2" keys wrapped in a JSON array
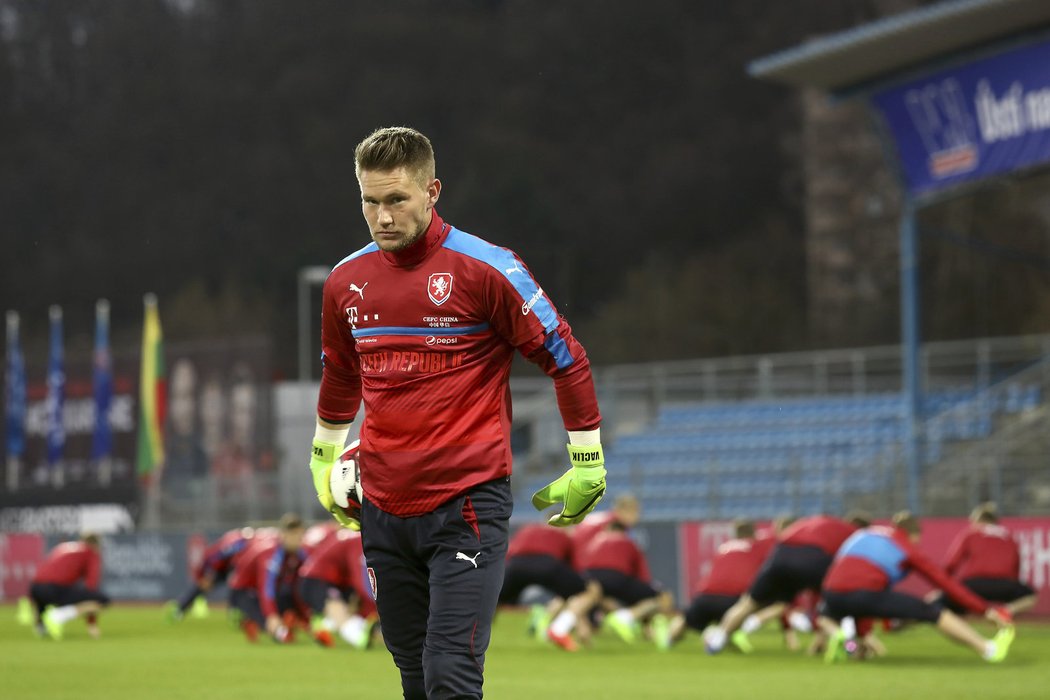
[
  {"x1": 300, "y1": 529, "x2": 364, "y2": 589},
  {"x1": 698, "y1": 534, "x2": 776, "y2": 597},
  {"x1": 228, "y1": 541, "x2": 306, "y2": 618},
  {"x1": 318, "y1": 211, "x2": 601, "y2": 517},
  {"x1": 507, "y1": 523, "x2": 574, "y2": 562},
  {"x1": 577, "y1": 529, "x2": 651, "y2": 583},
  {"x1": 944, "y1": 523, "x2": 1021, "y2": 581},
  {"x1": 33, "y1": 542, "x2": 101, "y2": 589},
  {"x1": 780, "y1": 515, "x2": 859, "y2": 556},
  {"x1": 570, "y1": 511, "x2": 619, "y2": 571},
  {"x1": 195, "y1": 528, "x2": 254, "y2": 579}
]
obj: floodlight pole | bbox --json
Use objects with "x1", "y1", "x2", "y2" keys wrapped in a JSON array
[
  {"x1": 298, "y1": 266, "x2": 331, "y2": 381},
  {"x1": 900, "y1": 200, "x2": 923, "y2": 514}
]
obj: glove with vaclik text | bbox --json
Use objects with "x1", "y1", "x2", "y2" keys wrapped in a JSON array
[{"x1": 531, "y1": 444, "x2": 607, "y2": 527}]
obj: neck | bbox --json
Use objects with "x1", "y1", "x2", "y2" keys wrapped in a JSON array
[{"x1": 383, "y1": 211, "x2": 445, "y2": 266}]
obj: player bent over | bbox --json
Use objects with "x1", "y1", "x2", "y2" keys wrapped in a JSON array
[
  {"x1": 498, "y1": 521, "x2": 602, "y2": 651},
  {"x1": 576, "y1": 519, "x2": 675, "y2": 648},
  {"x1": 704, "y1": 512, "x2": 870, "y2": 654},
  {"x1": 166, "y1": 526, "x2": 257, "y2": 622},
  {"x1": 28, "y1": 533, "x2": 110, "y2": 640},
  {"x1": 297, "y1": 527, "x2": 377, "y2": 649},
  {"x1": 227, "y1": 514, "x2": 307, "y2": 643},
  {"x1": 666, "y1": 519, "x2": 777, "y2": 651},
  {"x1": 932, "y1": 502, "x2": 1037, "y2": 618},
  {"x1": 819, "y1": 511, "x2": 1015, "y2": 663}
]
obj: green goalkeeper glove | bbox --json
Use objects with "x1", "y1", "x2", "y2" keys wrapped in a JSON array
[
  {"x1": 531, "y1": 444, "x2": 607, "y2": 527},
  {"x1": 309, "y1": 439, "x2": 357, "y2": 529}
]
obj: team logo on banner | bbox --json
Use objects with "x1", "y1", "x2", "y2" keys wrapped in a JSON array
[{"x1": 427, "y1": 273, "x2": 454, "y2": 306}]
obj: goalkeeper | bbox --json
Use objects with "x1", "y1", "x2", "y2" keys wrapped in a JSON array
[{"x1": 308, "y1": 126, "x2": 605, "y2": 699}]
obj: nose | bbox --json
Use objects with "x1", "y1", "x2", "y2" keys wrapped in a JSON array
[{"x1": 377, "y1": 205, "x2": 394, "y2": 226}]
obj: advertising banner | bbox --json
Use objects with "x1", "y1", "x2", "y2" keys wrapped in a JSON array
[
  {"x1": 1, "y1": 333, "x2": 273, "y2": 530},
  {"x1": 871, "y1": 39, "x2": 1050, "y2": 198},
  {"x1": 94, "y1": 533, "x2": 192, "y2": 601},
  {"x1": 0, "y1": 533, "x2": 46, "y2": 599}
]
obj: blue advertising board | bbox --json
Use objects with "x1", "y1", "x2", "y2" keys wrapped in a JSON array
[{"x1": 872, "y1": 39, "x2": 1050, "y2": 198}]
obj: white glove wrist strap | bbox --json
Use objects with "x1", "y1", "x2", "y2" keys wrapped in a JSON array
[
  {"x1": 568, "y1": 428, "x2": 601, "y2": 446},
  {"x1": 314, "y1": 423, "x2": 350, "y2": 447}
]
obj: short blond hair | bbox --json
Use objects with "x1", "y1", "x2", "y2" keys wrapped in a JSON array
[
  {"x1": 354, "y1": 126, "x2": 435, "y2": 186},
  {"x1": 892, "y1": 510, "x2": 921, "y2": 536},
  {"x1": 971, "y1": 501, "x2": 999, "y2": 524}
]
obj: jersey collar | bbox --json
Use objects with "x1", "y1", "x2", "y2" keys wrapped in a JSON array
[{"x1": 380, "y1": 210, "x2": 448, "y2": 267}]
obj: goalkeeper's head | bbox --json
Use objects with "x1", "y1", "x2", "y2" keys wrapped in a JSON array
[
  {"x1": 355, "y1": 126, "x2": 436, "y2": 189},
  {"x1": 354, "y1": 126, "x2": 442, "y2": 253}
]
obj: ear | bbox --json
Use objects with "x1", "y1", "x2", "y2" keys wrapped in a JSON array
[{"x1": 426, "y1": 178, "x2": 442, "y2": 210}]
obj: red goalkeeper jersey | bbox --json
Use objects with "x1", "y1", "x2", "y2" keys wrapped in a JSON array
[
  {"x1": 318, "y1": 211, "x2": 601, "y2": 517},
  {"x1": 944, "y1": 523, "x2": 1021, "y2": 580}
]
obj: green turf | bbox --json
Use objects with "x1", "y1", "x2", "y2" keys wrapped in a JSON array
[{"x1": 1, "y1": 604, "x2": 1047, "y2": 699}]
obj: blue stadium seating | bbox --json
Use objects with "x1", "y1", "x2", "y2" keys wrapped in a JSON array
[{"x1": 531, "y1": 384, "x2": 1041, "y2": 521}]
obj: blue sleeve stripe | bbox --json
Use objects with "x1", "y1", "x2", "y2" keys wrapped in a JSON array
[
  {"x1": 441, "y1": 228, "x2": 560, "y2": 334},
  {"x1": 544, "y1": 331, "x2": 575, "y2": 370},
  {"x1": 264, "y1": 549, "x2": 284, "y2": 601},
  {"x1": 332, "y1": 242, "x2": 380, "y2": 272},
  {"x1": 838, "y1": 532, "x2": 908, "y2": 584},
  {"x1": 351, "y1": 323, "x2": 490, "y2": 339}
]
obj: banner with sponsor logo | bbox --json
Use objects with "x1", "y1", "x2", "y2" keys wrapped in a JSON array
[
  {"x1": 679, "y1": 518, "x2": 1050, "y2": 615},
  {"x1": 871, "y1": 39, "x2": 1050, "y2": 198},
  {"x1": 94, "y1": 533, "x2": 191, "y2": 600},
  {"x1": 0, "y1": 533, "x2": 46, "y2": 599},
  {"x1": 4, "y1": 312, "x2": 27, "y2": 492},
  {"x1": 0, "y1": 328, "x2": 273, "y2": 530}
]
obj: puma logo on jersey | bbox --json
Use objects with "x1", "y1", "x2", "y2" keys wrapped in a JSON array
[
  {"x1": 505, "y1": 263, "x2": 524, "y2": 275},
  {"x1": 348, "y1": 282, "x2": 368, "y2": 298},
  {"x1": 456, "y1": 551, "x2": 481, "y2": 568}
]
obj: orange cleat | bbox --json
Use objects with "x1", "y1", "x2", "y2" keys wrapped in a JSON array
[
  {"x1": 242, "y1": 620, "x2": 260, "y2": 643},
  {"x1": 547, "y1": 628, "x2": 579, "y2": 652},
  {"x1": 313, "y1": 629, "x2": 335, "y2": 648}
]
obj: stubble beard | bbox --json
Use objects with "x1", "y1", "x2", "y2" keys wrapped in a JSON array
[{"x1": 375, "y1": 220, "x2": 426, "y2": 252}]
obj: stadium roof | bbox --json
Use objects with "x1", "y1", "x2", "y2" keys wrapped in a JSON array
[{"x1": 748, "y1": 0, "x2": 1050, "y2": 93}]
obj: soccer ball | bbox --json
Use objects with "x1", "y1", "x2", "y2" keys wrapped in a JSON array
[{"x1": 330, "y1": 439, "x2": 363, "y2": 512}]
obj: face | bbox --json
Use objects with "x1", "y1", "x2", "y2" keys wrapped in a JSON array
[
  {"x1": 359, "y1": 166, "x2": 440, "y2": 252},
  {"x1": 281, "y1": 527, "x2": 304, "y2": 552},
  {"x1": 617, "y1": 502, "x2": 641, "y2": 528}
]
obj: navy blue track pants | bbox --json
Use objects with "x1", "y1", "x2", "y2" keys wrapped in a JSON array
[{"x1": 361, "y1": 477, "x2": 513, "y2": 700}]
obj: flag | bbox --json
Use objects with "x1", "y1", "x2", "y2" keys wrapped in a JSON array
[
  {"x1": 136, "y1": 294, "x2": 166, "y2": 480},
  {"x1": 91, "y1": 299, "x2": 113, "y2": 460},
  {"x1": 45, "y1": 305, "x2": 65, "y2": 467},
  {"x1": 5, "y1": 311, "x2": 26, "y2": 461}
]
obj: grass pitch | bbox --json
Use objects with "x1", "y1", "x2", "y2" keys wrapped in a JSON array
[{"x1": 1, "y1": 604, "x2": 1047, "y2": 699}]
